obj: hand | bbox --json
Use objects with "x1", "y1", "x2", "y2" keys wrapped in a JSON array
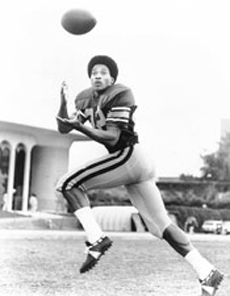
[
  {"x1": 56, "y1": 115, "x2": 82, "y2": 130},
  {"x1": 60, "y1": 81, "x2": 68, "y2": 105}
]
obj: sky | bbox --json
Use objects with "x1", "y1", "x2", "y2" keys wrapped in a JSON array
[{"x1": 1, "y1": 0, "x2": 230, "y2": 177}]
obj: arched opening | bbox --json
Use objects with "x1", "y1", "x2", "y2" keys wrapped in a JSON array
[
  {"x1": 13, "y1": 143, "x2": 26, "y2": 210},
  {"x1": 0, "y1": 141, "x2": 11, "y2": 210},
  {"x1": 0, "y1": 141, "x2": 10, "y2": 191}
]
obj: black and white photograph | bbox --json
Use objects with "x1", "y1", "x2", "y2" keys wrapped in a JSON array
[{"x1": 0, "y1": 1, "x2": 230, "y2": 295}]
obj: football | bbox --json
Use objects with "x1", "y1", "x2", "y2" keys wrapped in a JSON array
[{"x1": 61, "y1": 9, "x2": 97, "y2": 35}]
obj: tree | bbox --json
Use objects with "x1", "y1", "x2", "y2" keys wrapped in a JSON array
[{"x1": 200, "y1": 133, "x2": 230, "y2": 181}]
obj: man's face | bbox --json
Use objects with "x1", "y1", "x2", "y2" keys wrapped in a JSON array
[{"x1": 90, "y1": 64, "x2": 114, "y2": 91}]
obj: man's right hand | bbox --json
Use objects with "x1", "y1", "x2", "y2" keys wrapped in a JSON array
[
  {"x1": 57, "y1": 81, "x2": 72, "y2": 133},
  {"x1": 60, "y1": 81, "x2": 68, "y2": 105}
]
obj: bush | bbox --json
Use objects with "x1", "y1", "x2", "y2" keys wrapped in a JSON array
[
  {"x1": 88, "y1": 187, "x2": 131, "y2": 207},
  {"x1": 86, "y1": 187, "x2": 230, "y2": 232},
  {"x1": 166, "y1": 205, "x2": 230, "y2": 230}
]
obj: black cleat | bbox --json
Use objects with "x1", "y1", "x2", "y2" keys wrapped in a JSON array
[
  {"x1": 200, "y1": 269, "x2": 224, "y2": 296},
  {"x1": 80, "y1": 236, "x2": 112, "y2": 274}
]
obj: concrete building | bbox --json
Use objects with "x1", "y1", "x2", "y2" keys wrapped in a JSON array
[
  {"x1": 0, "y1": 121, "x2": 183, "y2": 231},
  {"x1": 0, "y1": 120, "x2": 89, "y2": 212}
]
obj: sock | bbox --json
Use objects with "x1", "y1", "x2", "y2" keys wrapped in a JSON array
[
  {"x1": 74, "y1": 207, "x2": 104, "y2": 244},
  {"x1": 185, "y1": 249, "x2": 214, "y2": 281}
]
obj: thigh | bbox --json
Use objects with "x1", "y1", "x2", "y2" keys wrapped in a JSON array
[
  {"x1": 126, "y1": 180, "x2": 171, "y2": 238},
  {"x1": 56, "y1": 146, "x2": 136, "y2": 192},
  {"x1": 83, "y1": 145, "x2": 141, "y2": 190}
]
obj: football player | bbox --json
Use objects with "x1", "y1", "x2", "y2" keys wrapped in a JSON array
[{"x1": 56, "y1": 55, "x2": 223, "y2": 296}]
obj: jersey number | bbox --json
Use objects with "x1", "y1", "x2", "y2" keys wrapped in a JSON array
[{"x1": 85, "y1": 108, "x2": 106, "y2": 129}]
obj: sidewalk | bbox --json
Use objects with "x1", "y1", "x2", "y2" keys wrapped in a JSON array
[{"x1": 0, "y1": 210, "x2": 79, "y2": 230}]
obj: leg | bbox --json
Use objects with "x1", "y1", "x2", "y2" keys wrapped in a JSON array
[
  {"x1": 56, "y1": 147, "x2": 135, "y2": 273},
  {"x1": 126, "y1": 180, "x2": 223, "y2": 295},
  {"x1": 60, "y1": 187, "x2": 113, "y2": 273},
  {"x1": 126, "y1": 180, "x2": 172, "y2": 238},
  {"x1": 56, "y1": 147, "x2": 134, "y2": 235},
  {"x1": 57, "y1": 147, "x2": 136, "y2": 239},
  {"x1": 63, "y1": 187, "x2": 105, "y2": 243},
  {"x1": 163, "y1": 223, "x2": 223, "y2": 295}
]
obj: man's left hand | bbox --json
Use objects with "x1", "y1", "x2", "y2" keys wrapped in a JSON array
[{"x1": 56, "y1": 116, "x2": 82, "y2": 130}]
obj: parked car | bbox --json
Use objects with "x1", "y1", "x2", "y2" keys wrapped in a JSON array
[
  {"x1": 222, "y1": 221, "x2": 230, "y2": 235},
  {"x1": 201, "y1": 220, "x2": 223, "y2": 234}
]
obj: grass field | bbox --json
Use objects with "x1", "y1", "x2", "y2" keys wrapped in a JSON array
[{"x1": 0, "y1": 231, "x2": 229, "y2": 296}]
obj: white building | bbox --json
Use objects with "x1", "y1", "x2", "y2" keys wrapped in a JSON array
[{"x1": 0, "y1": 120, "x2": 89, "y2": 212}]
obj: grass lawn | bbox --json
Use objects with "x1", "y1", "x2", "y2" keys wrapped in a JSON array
[{"x1": 0, "y1": 231, "x2": 229, "y2": 296}]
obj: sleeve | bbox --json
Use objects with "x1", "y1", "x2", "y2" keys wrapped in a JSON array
[{"x1": 105, "y1": 90, "x2": 136, "y2": 127}]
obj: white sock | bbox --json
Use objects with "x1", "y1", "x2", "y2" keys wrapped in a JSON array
[
  {"x1": 185, "y1": 249, "x2": 214, "y2": 281},
  {"x1": 74, "y1": 207, "x2": 104, "y2": 244}
]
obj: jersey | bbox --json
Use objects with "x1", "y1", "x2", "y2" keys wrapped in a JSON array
[{"x1": 74, "y1": 83, "x2": 138, "y2": 153}]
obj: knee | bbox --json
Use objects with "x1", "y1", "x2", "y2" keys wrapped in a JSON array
[
  {"x1": 55, "y1": 170, "x2": 76, "y2": 193},
  {"x1": 56, "y1": 184, "x2": 66, "y2": 199},
  {"x1": 55, "y1": 177, "x2": 65, "y2": 194},
  {"x1": 55, "y1": 178, "x2": 74, "y2": 196},
  {"x1": 56, "y1": 181, "x2": 73, "y2": 205},
  {"x1": 56, "y1": 185, "x2": 73, "y2": 199},
  {"x1": 144, "y1": 218, "x2": 171, "y2": 239},
  {"x1": 61, "y1": 187, "x2": 89, "y2": 208}
]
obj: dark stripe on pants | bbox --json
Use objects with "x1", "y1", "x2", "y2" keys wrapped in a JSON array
[{"x1": 62, "y1": 146, "x2": 134, "y2": 192}]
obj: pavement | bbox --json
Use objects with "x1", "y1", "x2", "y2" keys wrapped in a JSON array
[
  {"x1": 0, "y1": 207, "x2": 142, "y2": 232},
  {"x1": 0, "y1": 210, "x2": 80, "y2": 230}
]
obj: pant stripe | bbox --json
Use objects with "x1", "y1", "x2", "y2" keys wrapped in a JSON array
[{"x1": 62, "y1": 146, "x2": 134, "y2": 192}]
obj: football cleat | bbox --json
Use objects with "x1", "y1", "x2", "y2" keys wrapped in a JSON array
[
  {"x1": 200, "y1": 269, "x2": 224, "y2": 296},
  {"x1": 80, "y1": 236, "x2": 112, "y2": 273}
]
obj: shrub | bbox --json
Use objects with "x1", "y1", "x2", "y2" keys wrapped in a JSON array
[{"x1": 166, "y1": 205, "x2": 230, "y2": 230}]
